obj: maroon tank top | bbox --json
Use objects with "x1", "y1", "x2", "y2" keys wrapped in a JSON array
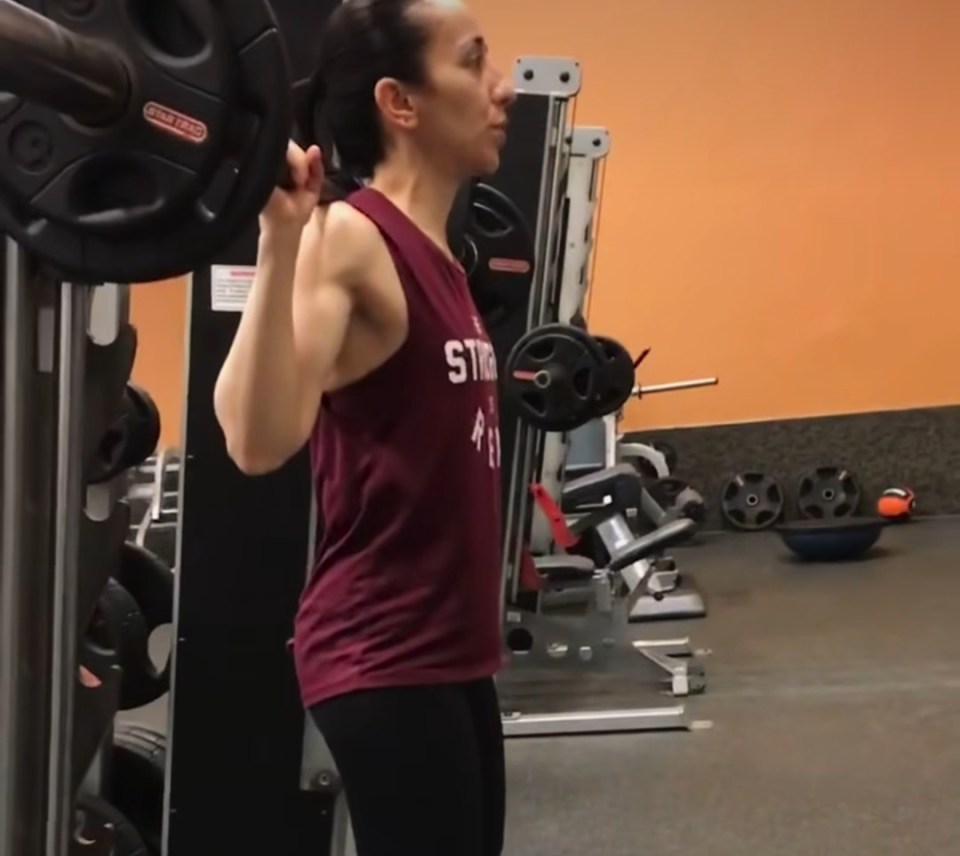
[{"x1": 293, "y1": 188, "x2": 504, "y2": 707}]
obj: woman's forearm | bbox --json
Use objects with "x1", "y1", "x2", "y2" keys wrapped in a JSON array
[{"x1": 214, "y1": 229, "x2": 308, "y2": 472}]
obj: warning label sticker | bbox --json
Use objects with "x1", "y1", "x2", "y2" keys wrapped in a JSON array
[{"x1": 210, "y1": 265, "x2": 255, "y2": 312}]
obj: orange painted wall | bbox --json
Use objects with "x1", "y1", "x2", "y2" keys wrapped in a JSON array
[
  {"x1": 129, "y1": 277, "x2": 187, "y2": 450},
  {"x1": 130, "y1": 0, "x2": 960, "y2": 445}
]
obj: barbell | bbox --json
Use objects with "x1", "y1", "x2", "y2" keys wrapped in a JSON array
[
  {"x1": 0, "y1": 0, "x2": 293, "y2": 282},
  {"x1": 0, "y1": 0, "x2": 539, "y2": 320},
  {"x1": 503, "y1": 324, "x2": 720, "y2": 431}
]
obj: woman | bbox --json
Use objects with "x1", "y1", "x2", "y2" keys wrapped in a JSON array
[{"x1": 214, "y1": 0, "x2": 517, "y2": 854}]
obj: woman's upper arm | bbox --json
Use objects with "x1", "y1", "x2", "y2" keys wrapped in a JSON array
[{"x1": 291, "y1": 205, "x2": 372, "y2": 439}]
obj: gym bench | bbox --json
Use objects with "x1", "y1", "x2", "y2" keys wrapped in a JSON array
[
  {"x1": 561, "y1": 463, "x2": 708, "y2": 621},
  {"x1": 500, "y1": 513, "x2": 706, "y2": 737}
]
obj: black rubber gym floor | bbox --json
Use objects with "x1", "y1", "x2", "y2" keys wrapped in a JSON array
[
  {"x1": 127, "y1": 518, "x2": 960, "y2": 855},
  {"x1": 503, "y1": 517, "x2": 960, "y2": 856}
]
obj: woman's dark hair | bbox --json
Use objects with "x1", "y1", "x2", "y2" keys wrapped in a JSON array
[{"x1": 298, "y1": 0, "x2": 432, "y2": 187}]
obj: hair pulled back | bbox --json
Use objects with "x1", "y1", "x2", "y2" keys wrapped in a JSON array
[{"x1": 297, "y1": 0, "x2": 431, "y2": 195}]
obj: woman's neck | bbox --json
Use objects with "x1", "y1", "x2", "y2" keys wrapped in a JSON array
[{"x1": 369, "y1": 156, "x2": 463, "y2": 251}]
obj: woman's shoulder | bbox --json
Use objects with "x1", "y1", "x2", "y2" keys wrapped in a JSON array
[{"x1": 307, "y1": 202, "x2": 385, "y2": 278}]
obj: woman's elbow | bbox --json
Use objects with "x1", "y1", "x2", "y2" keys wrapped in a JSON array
[
  {"x1": 226, "y1": 442, "x2": 286, "y2": 476},
  {"x1": 219, "y1": 420, "x2": 298, "y2": 476},
  {"x1": 213, "y1": 380, "x2": 302, "y2": 475},
  {"x1": 214, "y1": 408, "x2": 278, "y2": 477}
]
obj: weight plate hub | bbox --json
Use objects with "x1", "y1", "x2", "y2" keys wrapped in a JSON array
[
  {"x1": 0, "y1": 0, "x2": 291, "y2": 282},
  {"x1": 504, "y1": 323, "x2": 604, "y2": 431},
  {"x1": 460, "y1": 183, "x2": 535, "y2": 324},
  {"x1": 720, "y1": 472, "x2": 784, "y2": 531},
  {"x1": 797, "y1": 466, "x2": 862, "y2": 520},
  {"x1": 590, "y1": 335, "x2": 635, "y2": 417}
]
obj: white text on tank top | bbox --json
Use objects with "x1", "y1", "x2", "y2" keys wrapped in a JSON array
[{"x1": 444, "y1": 313, "x2": 501, "y2": 471}]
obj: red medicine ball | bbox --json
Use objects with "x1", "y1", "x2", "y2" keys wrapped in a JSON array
[{"x1": 876, "y1": 487, "x2": 916, "y2": 521}]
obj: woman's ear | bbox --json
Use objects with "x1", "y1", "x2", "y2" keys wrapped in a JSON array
[{"x1": 374, "y1": 78, "x2": 419, "y2": 131}]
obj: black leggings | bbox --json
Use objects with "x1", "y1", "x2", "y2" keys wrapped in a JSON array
[{"x1": 310, "y1": 678, "x2": 506, "y2": 856}]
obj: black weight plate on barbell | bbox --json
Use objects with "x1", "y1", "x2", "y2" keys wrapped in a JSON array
[
  {"x1": 75, "y1": 793, "x2": 148, "y2": 856},
  {"x1": 113, "y1": 542, "x2": 175, "y2": 709},
  {"x1": 796, "y1": 465, "x2": 861, "y2": 520},
  {"x1": 720, "y1": 472, "x2": 784, "y2": 531},
  {"x1": 2, "y1": 0, "x2": 233, "y2": 234},
  {"x1": 590, "y1": 335, "x2": 636, "y2": 417},
  {"x1": 503, "y1": 323, "x2": 605, "y2": 432},
  {"x1": 0, "y1": 0, "x2": 291, "y2": 283},
  {"x1": 110, "y1": 725, "x2": 168, "y2": 856},
  {"x1": 462, "y1": 183, "x2": 535, "y2": 325}
]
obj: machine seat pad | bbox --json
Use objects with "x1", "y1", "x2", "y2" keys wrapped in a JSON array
[
  {"x1": 534, "y1": 554, "x2": 597, "y2": 584},
  {"x1": 562, "y1": 463, "x2": 640, "y2": 507},
  {"x1": 608, "y1": 518, "x2": 696, "y2": 570}
]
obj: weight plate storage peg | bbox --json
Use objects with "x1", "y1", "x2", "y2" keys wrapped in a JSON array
[
  {"x1": 796, "y1": 466, "x2": 862, "y2": 520},
  {"x1": 459, "y1": 183, "x2": 536, "y2": 325},
  {"x1": 720, "y1": 472, "x2": 785, "y2": 531},
  {"x1": 503, "y1": 323, "x2": 606, "y2": 432},
  {"x1": 0, "y1": 0, "x2": 292, "y2": 282},
  {"x1": 590, "y1": 335, "x2": 636, "y2": 416}
]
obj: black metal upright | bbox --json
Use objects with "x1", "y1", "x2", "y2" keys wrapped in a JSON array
[
  {"x1": 0, "y1": 241, "x2": 82, "y2": 856},
  {"x1": 494, "y1": 59, "x2": 581, "y2": 607},
  {"x1": 165, "y1": 3, "x2": 339, "y2": 852},
  {"x1": 482, "y1": 92, "x2": 554, "y2": 516},
  {"x1": 0, "y1": 242, "x2": 51, "y2": 856},
  {"x1": 167, "y1": 223, "x2": 330, "y2": 856}
]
